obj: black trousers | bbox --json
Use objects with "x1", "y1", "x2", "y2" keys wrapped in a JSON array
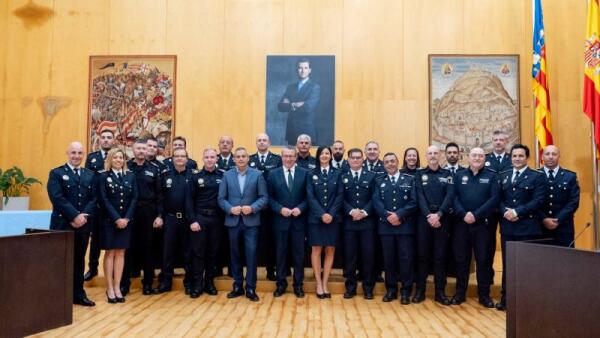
[
  {"x1": 452, "y1": 221, "x2": 493, "y2": 298},
  {"x1": 122, "y1": 203, "x2": 158, "y2": 288},
  {"x1": 380, "y1": 234, "x2": 414, "y2": 296},
  {"x1": 159, "y1": 215, "x2": 190, "y2": 287},
  {"x1": 275, "y1": 227, "x2": 305, "y2": 288},
  {"x1": 501, "y1": 234, "x2": 538, "y2": 297},
  {"x1": 194, "y1": 214, "x2": 223, "y2": 286},
  {"x1": 488, "y1": 213, "x2": 501, "y2": 282},
  {"x1": 258, "y1": 210, "x2": 277, "y2": 273},
  {"x1": 86, "y1": 207, "x2": 102, "y2": 272},
  {"x1": 343, "y1": 228, "x2": 376, "y2": 292},
  {"x1": 74, "y1": 231, "x2": 91, "y2": 300},
  {"x1": 415, "y1": 216, "x2": 449, "y2": 294}
]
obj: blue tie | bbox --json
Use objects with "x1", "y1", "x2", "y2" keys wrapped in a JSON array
[{"x1": 298, "y1": 81, "x2": 303, "y2": 91}]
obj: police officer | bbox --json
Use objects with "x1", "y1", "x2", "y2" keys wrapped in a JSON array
[
  {"x1": 217, "y1": 135, "x2": 236, "y2": 173},
  {"x1": 249, "y1": 133, "x2": 282, "y2": 281},
  {"x1": 146, "y1": 136, "x2": 167, "y2": 172},
  {"x1": 540, "y1": 145, "x2": 580, "y2": 247},
  {"x1": 48, "y1": 142, "x2": 97, "y2": 306},
  {"x1": 163, "y1": 136, "x2": 198, "y2": 171},
  {"x1": 363, "y1": 141, "x2": 385, "y2": 176},
  {"x1": 187, "y1": 148, "x2": 225, "y2": 297},
  {"x1": 442, "y1": 142, "x2": 464, "y2": 288},
  {"x1": 451, "y1": 147, "x2": 500, "y2": 308},
  {"x1": 296, "y1": 134, "x2": 316, "y2": 170},
  {"x1": 155, "y1": 148, "x2": 194, "y2": 294},
  {"x1": 401, "y1": 147, "x2": 421, "y2": 176},
  {"x1": 331, "y1": 140, "x2": 349, "y2": 171},
  {"x1": 496, "y1": 144, "x2": 546, "y2": 311},
  {"x1": 124, "y1": 139, "x2": 163, "y2": 295},
  {"x1": 341, "y1": 148, "x2": 377, "y2": 299},
  {"x1": 373, "y1": 152, "x2": 418, "y2": 304},
  {"x1": 444, "y1": 142, "x2": 464, "y2": 173},
  {"x1": 413, "y1": 146, "x2": 454, "y2": 305},
  {"x1": 84, "y1": 129, "x2": 115, "y2": 282}
]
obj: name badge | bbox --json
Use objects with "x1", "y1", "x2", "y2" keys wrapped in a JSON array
[
  {"x1": 145, "y1": 170, "x2": 154, "y2": 177},
  {"x1": 479, "y1": 178, "x2": 490, "y2": 184}
]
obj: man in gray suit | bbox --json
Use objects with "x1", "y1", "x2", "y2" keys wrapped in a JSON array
[{"x1": 218, "y1": 147, "x2": 269, "y2": 301}]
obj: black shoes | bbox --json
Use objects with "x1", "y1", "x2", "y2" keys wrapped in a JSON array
[
  {"x1": 344, "y1": 289, "x2": 357, "y2": 299},
  {"x1": 227, "y1": 287, "x2": 245, "y2": 299},
  {"x1": 266, "y1": 270, "x2": 277, "y2": 281},
  {"x1": 190, "y1": 289, "x2": 203, "y2": 298},
  {"x1": 316, "y1": 292, "x2": 326, "y2": 299},
  {"x1": 83, "y1": 269, "x2": 97, "y2": 282},
  {"x1": 120, "y1": 285, "x2": 130, "y2": 297},
  {"x1": 293, "y1": 287, "x2": 305, "y2": 298},
  {"x1": 495, "y1": 298, "x2": 506, "y2": 311},
  {"x1": 412, "y1": 290, "x2": 426, "y2": 303},
  {"x1": 74, "y1": 296, "x2": 96, "y2": 307},
  {"x1": 246, "y1": 290, "x2": 259, "y2": 302},
  {"x1": 382, "y1": 290, "x2": 397, "y2": 302},
  {"x1": 479, "y1": 296, "x2": 496, "y2": 308},
  {"x1": 154, "y1": 285, "x2": 171, "y2": 294},
  {"x1": 324, "y1": 292, "x2": 331, "y2": 298},
  {"x1": 375, "y1": 275, "x2": 385, "y2": 283},
  {"x1": 450, "y1": 295, "x2": 466, "y2": 305},
  {"x1": 106, "y1": 292, "x2": 117, "y2": 304},
  {"x1": 364, "y1": 290, "x2": 374, "y2": 300},
  {"x1": 400, "y1": 295, "x2": 411, "y2": 305},
  {"x1": 142, "y1": 285, "x2": 154, "y2": 295},
  {"x1": 273, "y1": 286, "x2": 286, "y2": 297},
  {"x1": 435, "y1": 294, "x2": 452, "y2": 306},
  {"x1": 204, "y1": 281, "x2": 218, "y2": 296},
  {"x1": 116, "y1": 296, "x2": 126, "y2": 303},
  {"x1": 184, "y1": 286, "x2": 191, "y2": 295}
]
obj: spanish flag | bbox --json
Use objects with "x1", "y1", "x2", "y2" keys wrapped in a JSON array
[
  {"x1": 532, "y1": 0, "x2": 553, "y2": 154},
  {"x1": 584, "y1": 0, "x2": 600, "y2": 152}
]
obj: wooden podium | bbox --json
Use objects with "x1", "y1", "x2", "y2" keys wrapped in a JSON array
[
  {"x1": 0, "y1": 229, "x2": 73, "y2": 338},
  {"x1": 507, "y1": 240, "x2": 600, "y2": 338}
]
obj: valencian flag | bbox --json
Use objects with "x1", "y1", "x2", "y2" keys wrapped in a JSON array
[
  {"x1": 532, "y1": 0, "x2": 553, "y2": 154},
  {"x1": 584, "y1": 0, "x2": 600, "y2": 152}
]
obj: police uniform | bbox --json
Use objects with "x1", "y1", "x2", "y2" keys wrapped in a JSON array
[
  {"x1": 414, "y1": 167, "x2": 454, "y2": 301},
  {"x1": 98, "y1": 170, "x2": 138, "y2": 249},
  {"x1": 341, "y1": 169, "x2": 377, "y2": 297},
  {"x1": 498, "y1": 166, "x2": 546, "y2": 307},
  {"x1": 372, "y1": 172, "x2": 418, "y2": 302},
  {"x1": 451, "y1": 167, "x2": 500, "y2": 304},
  {"x1": 216, "y1": 154, "x2": 235, "y2": 173},
  {"x1": 400, "y1": 167, "x2": 419, "y2": 176},
  {"x1": 306, "y1": 167, "x2": 344, "y2": 246},
  {"x1": 249, "y1": 151, "x2": 282, "y2": 278},
  {"x1": 539, "y1": 166, "x2": 580, "y2": 247},
  {"x1": 47, "y1": 164, "x2": 97, "y2": 303},
  {"x1": 164, "y1": 156, "x2": 198, "y2": 171},
  {"x1": 148, "y1": 157, "x2": 167, "y2": 172},
  {"x1": 187, "y1": 167, "x2": 225, "y2": 294},
  {"x1": 363, "y1": 159, "x2": 385, "y2": 178},
  {"x1": 156, "y1": 168, "x2": 194, "y2": 291},
  {"x1": 124, "y1": 159, "x2": 162, "y2": 293},
  {"x1": 216, "y1": 153, "x2": 235, "y2": 276},
  {"x1": 297, "y1": 154, "x2": 317, "y2": 170},
  {"x1": 332, "y1": 159, "x2": 349, "y2": 172},
  {"x1": 363, "y1": 158, "x2": 386, "y2": 280},
  {"x1": 84, "y1": 150, "x2": 107, "y2": 276}
]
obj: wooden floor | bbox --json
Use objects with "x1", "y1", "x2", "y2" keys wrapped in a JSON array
[{"x1": 32, "y1": 282, "x2": 505, "y2": 337}]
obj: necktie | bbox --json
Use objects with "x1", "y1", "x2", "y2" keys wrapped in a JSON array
[
  {"x1": 548, "y1": 169, "x2": 555, "y2": 181},
  {"x1": 260, "y1": 155, "x2": 265, "y2": 165},
  {"x1": 117, "y1": 172, "x2": 123, "y2": 183},
  {"x1": 497, "y1": 155, "x2": 502, "y2": 163},
  {"x1": 391, "y1": 176, "x2": 396, "y2": 184},
  {"x1": 287, "y1": 170, "x2": 293, "y2": 191},
  {"x1": 512, "y1": 170, "x2": 520, "y2": 184},
  {"x1": 298, "y1": 81, "x2": 303, "y2": 91},
  {"x1": 353, "y1": 171, "x2": 359, "y2": 183},
  {"x1": 102, "y1": 151, "x2": 106, "y2": 160},
  {"x1": 322, "y1": 169, "x2": 327, "y2": 176},
  {"x1": 74, "y1": 168, "x2": 80, "y2": 176},
  {"x1": 450, "y1": 166, "x2": 456, "y2": 174},
  {"x1": 368, "y1": 163, "x2": 372, "y2": 171}
]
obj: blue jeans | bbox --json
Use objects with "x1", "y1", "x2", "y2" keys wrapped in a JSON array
[{"x1": 228, "y1": 222, "x2": 259, "y2": 290}]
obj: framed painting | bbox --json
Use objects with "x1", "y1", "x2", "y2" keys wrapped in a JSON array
[
  {"x1": 429, "y1": 54, "x2": 520, "y2": 162},
  {"x1": 88, "y1": 55, "x2": 176, "y2": 158}
]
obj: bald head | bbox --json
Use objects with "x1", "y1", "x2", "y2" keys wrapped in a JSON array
[
  {"x1": 256, "y1": 133, "x2": 270, "y2": 153},
  {"x1": 542, "y1": 145, "x2": 560, "y2": 169},
  {"x1": 67, "y1": 142, "x2": 85, "y2": 167},
  {"x1": 425, "y1": 145, "x2": 441, "y2": 168}
]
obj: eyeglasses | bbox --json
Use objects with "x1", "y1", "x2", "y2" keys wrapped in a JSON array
[{"x1": 349, "y1": 156, "x2": 363, "y2": 160}]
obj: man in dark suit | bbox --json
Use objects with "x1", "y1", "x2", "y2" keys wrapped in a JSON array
[
  {"x1": 363, "y1": 141, "x2": 385, "y2": 177},
  {"x1": 540, "y1": 145, "x2": 580, "y2": 247},
  {"x1": 372, "y1": 152, "x2": 418, "y2": 305},
  {"x1": 48, "y1": 142, "x2": 97, "y2": 306},
  {"x1": 250, "y1": 133, "x2": 282, "y2": 281},
  {"x1": 267, "y1": 146, "x2": 309, "y2": 298},
  {"x1": 496, "y1": 144, "x2": 546, "y2": 311},
  {"x1": 278, "y1": 58, "x2": 321, "y2": 145},
  {"x1": 217, "y1": 135, "x2": 236, "y2": 173},
  {"x1": 83, "y1": 129, "x2": 114, "y2": 281},
  {"x1": 331, "y1": 140, "x2": 349, "y2": 171},
  {"x1": 218, "y1": 147, "x2": 269, "y2": 302},
  {"x1": 341, "y1": 148, "x2": 377, "y2": 299}
]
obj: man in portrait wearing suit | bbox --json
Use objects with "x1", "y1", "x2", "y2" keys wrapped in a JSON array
[
  {"x1": 48, "y1": 142, "x2": 98, "y2": 306},
  {"x1": 267, "y1": 146, "x2": 309, "y2": 298},
  {"x1": 278, "y1": 58, "x2": 321, "y2": 146},
  {"x1": 218, "y1": 147, "x2": 269, "y2": 302}
]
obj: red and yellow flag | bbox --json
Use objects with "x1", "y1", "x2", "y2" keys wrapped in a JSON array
[
  {"x1": 584, "y1": 0, "x2": 600, "y2": 152},
  {"x1": 532, "y1": 0, "x2": 553, "y2": 154}
]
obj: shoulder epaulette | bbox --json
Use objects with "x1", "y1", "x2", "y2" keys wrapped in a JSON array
[
  {"x1": 499, "y1": 169, "x2": 511, "y2": 175},
  {"x1": 192, "y1": 169, "x2": 200, "y2": 174}
]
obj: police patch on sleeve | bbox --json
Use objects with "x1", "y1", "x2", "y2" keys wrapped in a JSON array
[{"x1": 485, "y1": 161, "x2": 491, "y2": 166}]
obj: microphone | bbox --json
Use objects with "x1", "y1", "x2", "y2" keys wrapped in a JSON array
[{"x1": 569, "y1": 222, "x2": 592, "y2": 248}]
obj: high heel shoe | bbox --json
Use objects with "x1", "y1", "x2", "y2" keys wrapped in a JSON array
[
  {"x1": 324, "y1": 292, "x2": 331, "y2": 298},
  {"x1": 316, "y1": 292, "x2": 326, "y2": 299},
  {"x1": 116, "y1": 296, "x2": 126, "y2": 303},
  {"x1": 106, "y1": 292, "x2": 117, "y2": 304}
]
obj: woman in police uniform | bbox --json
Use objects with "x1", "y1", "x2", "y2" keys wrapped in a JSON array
[
  {"x1": 307, "y1": 146, "x2": 343, "y2": 298},
  {"x1": 401, "y1": 147, "x2": 421, "y2": 175},
  {"x1": 99, "y1": 148, "x2": 138, "y2": 303}
]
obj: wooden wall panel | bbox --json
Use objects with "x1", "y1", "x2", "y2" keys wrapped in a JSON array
[{"x1": 0, "y1": 0, "x2": 593, "y2": 247}]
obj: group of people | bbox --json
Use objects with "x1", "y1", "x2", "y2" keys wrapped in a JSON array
[{"x1": 47, "y1": 130, "x2": 579, "y2": 312}]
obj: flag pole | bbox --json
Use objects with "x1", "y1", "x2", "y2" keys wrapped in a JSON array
[{"x1": 592, "y1": 124, "x2": 600, "y2": 250}]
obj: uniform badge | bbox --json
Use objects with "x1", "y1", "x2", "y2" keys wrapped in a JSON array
[
  {"x1": 250, "y1": 162, "x2": 256, "y2": 167},
  {"x1": 422, "y1": 174, "x2": 428, "y2": 182},
  {"x1": 404, "y1": 195, "x2": 408, "y2": 200},
  {"x1": 485, "y1": 161, "x2": 491, "y2": 166},
  {"x1": 107, "y1": 177, "x2": 113, "y2": 183},
  {"x1": 503, "y1": 177, "x2": 508, "y2": 184},
  {"x1": 91, "y1": 158, "x2": 97, "y2": 163},
  {"x1": 461, "y1": 176, "x2": 468, "y2": 184},
  {"x1": 198, "y1": 178, "x2": 204, "y2": 185},
  {"x1": 447, "y1": 176, "x2": 453, "y2": 184},
  {"x1": 62, "y1": 175, "x2": 69, "y2": 181},
  {"x1": 144, "y1": 170, "x2": 154, "y2": 177},
  {"x1": 166, "y1": 178, "x2": 172, "y2": 187},
  {"x1": 313, "y1": 175, "x2": 319, "y2": 180},
  {"x1": 479, "y1": 178, "x2": 490, "y2": 183},
  {"x1": 343, "y1": 178, "x2": 349, "y2": 184},
  {"x1": 380, "y1": 183, "x2": 386, "y2": 187},
  {"x1": 216, "y1": 179, "x2": 222, "y2": 184},
  {"x1": 309, "y1": 164, "x2": 316, "y2": 169}
]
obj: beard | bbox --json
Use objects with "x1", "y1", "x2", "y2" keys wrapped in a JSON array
[{"x1": 333, "y1": 153, "x2": 343, "y2": 161}]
